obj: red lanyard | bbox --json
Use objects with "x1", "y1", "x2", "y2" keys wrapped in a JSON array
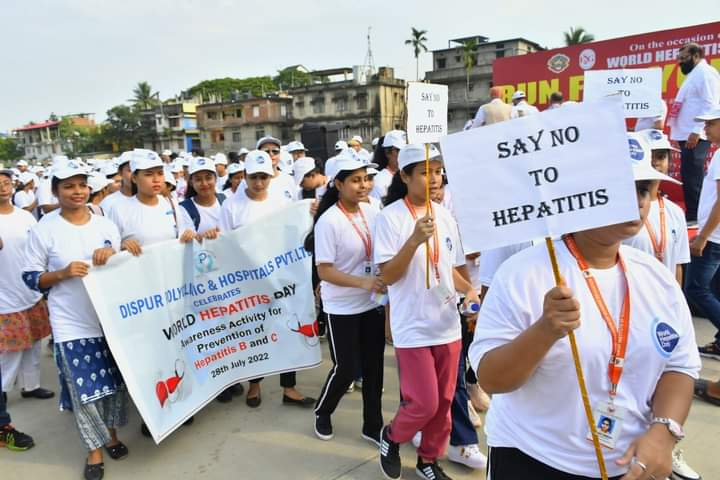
[
  {"x1": 403, "y1": 197, "x2": 440, "y2": 281},
  {"x1": 643, "y1": 194, "x2": 666, "y2": 262},
  {"x1": 563, "y1": 235, "x2": 630, "y2": 401},
  {"x1": 336, "y1": 202, "x2": 372, "y2": 260}
]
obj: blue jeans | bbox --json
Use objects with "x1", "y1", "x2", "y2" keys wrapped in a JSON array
[
  {"x1": 679, "y1": 139, "x2": 712, "y2": 222},
  {"x1": 450, "y1": 317, "x2": 479, "y2": 446},
  {"x1": 0, "y1": 363, "x2": 10, "y2": 427},
  {"x1": 686, "y1": 239, "x2": 720, "y2": 343}
]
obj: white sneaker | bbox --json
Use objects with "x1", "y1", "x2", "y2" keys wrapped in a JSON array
[
  {"x1": 672, "y1": 448, "x2": 701, "y2": 479},
  {"x1": 447, "y1": 444, "x2": 488, "y2": 470},
  {"x1": 412, "y1": 431, "x2": 422, "y2": 448},
  {"x1": 346, "y1": 382, "x2": 354, "y2": 393}
]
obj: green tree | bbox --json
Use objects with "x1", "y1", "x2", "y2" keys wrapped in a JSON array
[
  {"x1": 564, "y1": 27, "x2": 595, "y2": 46},
  {"x1": 274, "y1": 67, "x2": 316, "y2": 89},
  {"x1": 186, "y1": 77, "x2": 278, "y2": 102},
  {"x1": 102, "y1": 105, "x2": 147, "y2": 151},
  {"x1": 0, "y1": 136, "x2": 24, "y2": 162},
  {"x1": 405, "y1": 27, "x2": 429, "y2": 81},
  {"x1": 460, "y1": 39, "x2": 479, "y2": 101},
  {"x1": 130, "y1": 81, "x2": 158, "y2": 110},
  {"x1": 58, "y1": 118, "x2": 108, "y2": 156}
]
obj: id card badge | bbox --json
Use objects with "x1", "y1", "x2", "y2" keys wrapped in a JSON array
[
  {"x1": 431, "y1": 280, "x2": 455, "y2": 306},
  {"x1": 587, "y1": 401, "x2": 626, "y2": 450},
  {"x1": 362, "y1": 260, "x2": 373, "y2": 277}
]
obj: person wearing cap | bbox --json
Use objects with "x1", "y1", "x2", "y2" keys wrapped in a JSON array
[
  {"x1": 0, "y1": 167, "x2": 54, "y2": 408},
  {"x1": 370, "y1": 130, "x2": 407, "y2": 202},
  {"x1": 100, "y1": 151, "x2": 134, "y2": 215},
  {"x1": 254, "y1": 136, "x2": 298, "y2": 202},
  {"x1": 510, "y1": 91, "x2": 539, "y2": 119},
  {"x1": 13, "y1": 171, "x2": 38, "y2": 216},
  {"x1": 471, "y1": 86, "x2": 513, "y2": 128},
  {"x1": 362, "y1": 165, "x2": 383, "y2": 211},
  {"x1": 468, "y1": 134, "x2": 701, "y2": 479},
  {"x1": 15, "y1": 160, "x2": 29, "y2": 174},
  {"x1": 304, "y1": 155, "x2": 386, "y2": 445},
  {"x1": 162, "y1": 167, "x2": 178, "y2": 202},
  {"x1": 36, "y1": 157, "x2": 65, "y2": 216},
  {"x1": 669, "y1": 42, "x2": 720, "y2": 223},
  {"x1": 102, "y1": 162, "x2": 121, "y2": 195},
  {"x1": 334, "y1": 140, "x2": 349, "y2": 154},
  {"x1": 376, "y1": 143, "x2": 480, "y2": 480},
  {"x1": 222, "y1": 162, "x2": 245, "y2": 197},
  {"x1": 219, "y1": 150, "x2": 316, "y2": 409},
  {"x1": 686, "y1": 107, "x2": 720, "y2": 361},
  {"x1": 347, "y1": 137, "x2": 362, "y2": 152},
  {"x1": 22, "y1": 160, "x2": 130, "y2": 479},
  {"x1": 87, "y1": 172, "x2": 114, "y2": 216},
  {"x1": 178, "y1": 157, "x2": 227, "y2": 240},
  {"x1": 238, "y1": 147, "x2": 249, "y2": 162},
  {"x1": 160, "y1": 150, "x2": 173, "y2": 164},
  {"x1": 212, "y1": 153, "x2": 229, "y2": 194},
  {"x1": 294, "y1": 157, "x2": 326, "y2": 200},
  {"x1": 287, "y1": 141, "x2": 308, "y2": 161}
]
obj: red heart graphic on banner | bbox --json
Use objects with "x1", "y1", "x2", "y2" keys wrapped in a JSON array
[{"x1": 156, "y1": 381, "x2": 168, "y2": 407}]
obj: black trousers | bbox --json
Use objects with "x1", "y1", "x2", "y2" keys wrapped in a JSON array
[
  {"x1": 488, "y1": 447, "x2": 623, "y2": 480},
  {"x1": 249, "y1": 372, "x2": 295, "y2": 388},
  {"x1": 679, "y1": 139, "x2": 712, "y2": 222},
  {"x1": 314, "y1": 307, "x2": 385, "y2": 435}
]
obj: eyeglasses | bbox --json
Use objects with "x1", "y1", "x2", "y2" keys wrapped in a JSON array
[
  {"x1": 262, "y1": 149, "x2": 281, "y2": 155},
  {"x1": 0, "y1": 181, "x2": 12, "y2": 189}
]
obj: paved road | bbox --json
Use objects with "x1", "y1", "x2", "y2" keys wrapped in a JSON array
[{"x1": 3, "y1": 317, "x2": 719, "y2": 480}]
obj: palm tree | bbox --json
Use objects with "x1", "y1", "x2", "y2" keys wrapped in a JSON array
[
  {"x1": 130, "y1": 81, "x2": 158, "y2": 110},
  {"x1": 405, "y1": 27, "x2": 429, "y2": 81},
  {"x1": 460, "y1": 39, "x2": 478, "y2": 102},
  {"x1": 564, "y1": 27, "x2": 595, "y2": 46}
]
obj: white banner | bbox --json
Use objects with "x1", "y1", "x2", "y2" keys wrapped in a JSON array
[
  {"x1": 83, "y1": 201, "x2": 321, "y2": 443},
  {"x1": 583, "y1": 67, "x2": 663, "y2": 118},
  {"x1": 407, "y1": 82, "x2": 448, "y2": 144},
  {"x1": 439, "y1": 96, "x2": 638, "y2": 253}
]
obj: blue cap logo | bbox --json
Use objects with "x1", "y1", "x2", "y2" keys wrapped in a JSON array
[
  {"x1": 648, "y1": 130, "x2": 663, "y2": 141},
  {"x1": 652, "y1": 319, "x2": 680, "y2": 357},
  {"x1": 198, "y1": 158, "x2": 206, "y2": 165},
  {"x1": 628, "y1": 138, "x2": 644, "y2": 162},
  {"x1": 256, "y1": 155, "x2": 265, "y2": 164}
]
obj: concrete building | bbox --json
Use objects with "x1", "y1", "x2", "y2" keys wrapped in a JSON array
[
  {"x1": 425, "y1": 36, "x2": 544, "y2": 132},
  {"x1": 196, "y1": 94, "x2": 293, "y2": 154},
  {"x1": 14, "y1": 113, "x2": 95, "y2": 161},
  {"x1": 289, "y1": 66, "x2": 406, "y2": 150},
  {"x1": 141, "y1": 102, "x2": 200, "y2": 153}
]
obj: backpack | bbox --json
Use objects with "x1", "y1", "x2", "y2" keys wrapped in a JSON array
[{"x1": 179, "y1": 193, "x2": 226, "y2": 231}]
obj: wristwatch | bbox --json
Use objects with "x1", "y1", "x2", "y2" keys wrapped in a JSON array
[{"x1": 650, "y1": 417, "x2": 685, "y2": 442}]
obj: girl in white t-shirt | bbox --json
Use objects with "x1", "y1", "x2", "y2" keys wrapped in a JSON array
[
  {"x1": 0, "y1": 169, "x2": 53, "y2": 404},
  {"x1": 178, "y1": 157, "x2": 224, "y2": 240},
  {"x1": 221, "y1": 162, "x2": 245, "y2": 197},
  {"x1": 308, "y1": 158, "x2": 386, "y2": 445},
  {"x1": 375, "y1": 144, "x2": 480, "y2": 480},
  {"x1": 22, "y1": 162, "x2": 129, "y2": 479},
  {"x1": 469, "y1": 135, "x2": 701, "y2": 480}
]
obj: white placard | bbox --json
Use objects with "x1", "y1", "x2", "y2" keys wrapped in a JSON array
[
  {"x1": 407, "y1": 82, "x2": 448, "y2": 144},
  {"x1": 583, "y1": 67, "x2": 663, "y2": 118},
  {"x1": 439, "y1": 96, "x2": 638, "y2": 253},
  {"x1": 83, "y1": 201, "x2": 321, "y2": 443}
]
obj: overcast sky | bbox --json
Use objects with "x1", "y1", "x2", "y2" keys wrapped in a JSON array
[{"x1": 0, "y1": 1, "x2": 716, "y2": 132}]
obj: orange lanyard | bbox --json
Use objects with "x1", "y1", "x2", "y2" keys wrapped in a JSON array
[
  {"x1": 336, "y1": 202, "x2": 372, "y2": 260},
  {"x1": 563, "y1": 235, "x2": 630, "y2": 401},
  {"x1": 643, "y1": 194, "x2": 666, "y2": 262},
  {"x1": 403, "y1": 197, "x2": 440, "y2": 281}
]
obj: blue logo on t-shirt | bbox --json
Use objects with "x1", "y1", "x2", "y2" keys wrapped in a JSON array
[
  {"x1": 445, "y1": 237, "x2": 453, "y2": 251},
  {"x1": 103, "y1": 240, "x2": 112, "y2": 248},
  {"x1": 652, "y1": 319, "x2": 680, "y2": 357}
]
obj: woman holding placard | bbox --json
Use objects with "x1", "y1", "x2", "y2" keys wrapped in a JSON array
[
  {"x1": 375, "y1": 143, "x2": 480, "y2": 480},
  {"x1": 469, "y1": 133, "x2": 701, "y2": 480},
  {"x1": 22, "y1": 161, "x2": 129, "y2": 480}
]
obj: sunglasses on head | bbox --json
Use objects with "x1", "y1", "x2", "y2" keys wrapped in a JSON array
[{"x1": 262, "y1": 149, "x2": 281, "y2": 155}]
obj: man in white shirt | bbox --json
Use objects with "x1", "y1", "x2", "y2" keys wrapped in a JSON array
[
  {"x1": 471, "y1": 87, "x2": 513, "y2": 128},
  {"x1": 510, "y1": 91, "x2": 539, "y2": 119},
  {"x1": 669, "y1": 42, "x2": 720, "y2": 223}
]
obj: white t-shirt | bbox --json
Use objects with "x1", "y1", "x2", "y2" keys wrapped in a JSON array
[
  {"x1": 216, "y1": 174, "x2": 228, "y2": 193},
  {"x1": 0, "y1": 208, "x2": 42, "y2": 314},
  {"x1": 24, "y1": 213, "x2": 121, "y2": 343},
  {"x1": 178, "y1": 197, "x2": 222, "y2": 235},
  {"x1": 366, "y1": 196, "x2": 382, "y2": 211},
  {"x1": 469, "y1": 241, "x2": 701, "y2": 478},
  {"x1": 479, "y1": 242, "x2": 532, "y2": 287},
  {"x1": 624, "y1": 196, "x2": 690, "y2": 271},
  {"x1": 13, "y1": 190, "x2": 35, "y2": 209},
  {"x1": 315, "y1": 203, "x2": 379, "y2": 315},
  {"x1": 106, "y1": 195, "x2": 178, "y2": 246},
  {"x1": 370, "y1": 168, "x2": 394, "y2": 201},
  {"x1": 99, "y1": 190, "x2": 132, "y2": 214},
  {"x1": 219, "y1": 189, "x2": 291, "y2": 231},
  {"x1": 510, "y1": 101, "x2": 539, "y2": 119},
  {"x1": 373, "y1": 200, "x2": 464, "y2": 348},
  {"x1": 239, "y1": 172, "x2": 297, "y2": 204},
  {"x1": 36, "y1": 178, "x2": 57, "y2": 208},
  {"x1": 698, "y1": 150, "x2": 720, "y2": 244}
]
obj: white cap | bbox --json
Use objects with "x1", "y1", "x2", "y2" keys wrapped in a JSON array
[
  {"x1": 292, "y1": 157, "x2": 318, "y2": 186},
  {"x1": 53, "y1": 159, "x2": 89, "y2": 180},
  {"x1": 287, "y1": 141, "x2": 307, "y2": 153},
  {"x1": 512, "y1": 91, "x2": 526, "y2": 100},
  {"x1": 189, "y1": 156, "x2": 217, "y2": 176},
  {"x1": 351, "y1": 135, "x2": 363, "y2": 144},
  {"x1": 102, "y1": 162, "x2": 119, "y2": 177},
  {"x1": 161, "y1": 149, "x2": 172, "y2": 156},
  {"x1": 130, "y1": 148, "x2": 164, "y2": 173},
  {"x1": 164, "y1": 167, "x2": 177, "y2": 187},
  {"x1": 627, "y1": 133, "x2": 680, "y2": 184},
  {"x1": 640, "y1": 129, "x2": 679, "y2": 152},
  {"x1": 170, "y1": 162, "x2": 184, "y2": 174},
  {"x1": 16, "y1": 160, "x2": 29, "y2": 167},
  {"x1": 382, "y1": 130, "x2": 407, "y2": 149},
  {"x1": 227, "y1": 162, "x2": 245, "y2": 175},
  {"x1": 371, "y1": 137, "x2": 379, "y2": 147},
  {"x1": 398, "y1": 143, "x2": 442, "y2": 171},
  {"x1": 51, "y1": 155, "x2": 69, "y2": 165},
  {"x1": 238, "y1": 147, "x2": 250, "y2": 155},
  {"x1": 87, "y1": 172, "x2": 112, "y2": 194},
  {"x1": 244, "y1": 150, "x2": 274, "y2": 176},
  {"x1": 18, "y1": 171, "x2": 36, "y2": 186},
  {"x1": 695, "y1": 107, "x2": 720, "y2": 122},
  {"x1": 333, "y1": 156, "x2": 378, "y2": 176},
  {"x1": 348, "y1": 138, "x2": 361, "y2": 147},
  {"x1": 256, "y1": 136, "x2": 281, "y2": 149},
  {"x1": 212, "y1": 152, "x2": 228, "y2": 165},
  {"x1": 334, "y1": 140, "x2": 348, "y2": 151},
  {"x1": 116, "y1": 150, "x2": 133, "y2": 167}
]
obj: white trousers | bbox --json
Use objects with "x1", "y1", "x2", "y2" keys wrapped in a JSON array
[{"x1": 0, "y1": 341, "x2": 42, "y2": 392}]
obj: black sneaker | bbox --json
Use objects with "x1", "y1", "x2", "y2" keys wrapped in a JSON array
[
  {"x1": 314, "y1": 414, "x2": 333, "y2": 441},
  {"x1": 217, "y1": 388, "x2": 233, "y2": 403},
  {"x1": 0, "y1": 425, "x2": 35, "y2": 451},
  {"x1": 699, "y1": 341, "x2": 720, "y2": 360},
  {"x1": 380, "y1": 425, "x2": 401, "y2": 479},
  {"x1": 416, "y1": 457, "x2": 452, "y2": 480}
]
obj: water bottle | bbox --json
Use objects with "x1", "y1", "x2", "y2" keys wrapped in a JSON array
[{"x1": 459, "y1": 302, "x2": 480, "y2": 316}]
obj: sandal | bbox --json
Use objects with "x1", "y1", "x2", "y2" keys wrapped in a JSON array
[
  {"x1": 694, "y1": 379, "x2": 720, "y2": 406},
  {"x1": 104, "y1": 441, "x2": 129, "y2": 460},
  {"x1": 84, "y1": 462, "x2": 105, "y2": 480}
]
